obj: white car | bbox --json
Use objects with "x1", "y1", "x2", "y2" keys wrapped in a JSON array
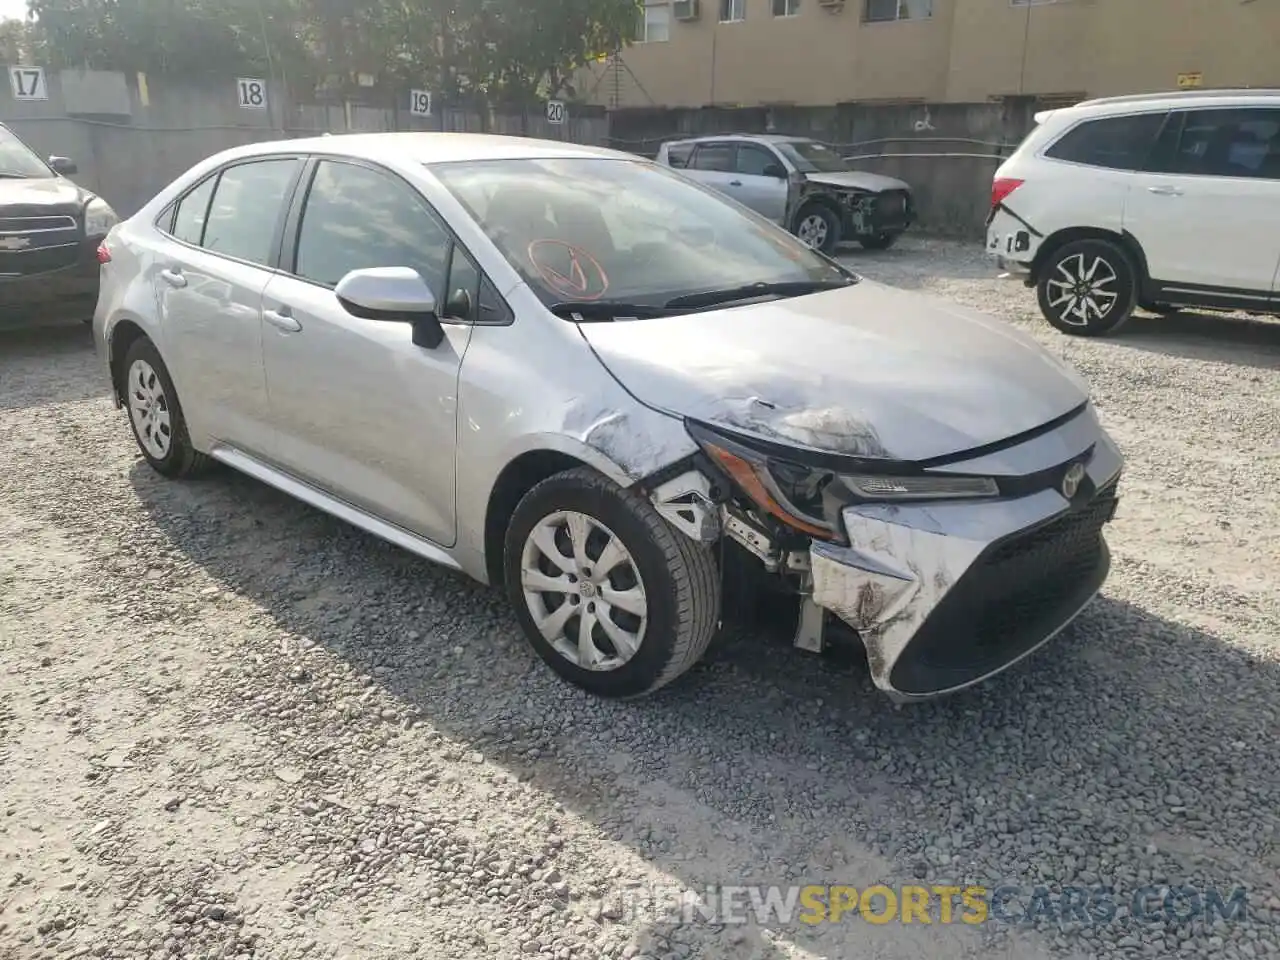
[{"x1": 986, "y1": 89, "x2": 1280, "y2": 336}]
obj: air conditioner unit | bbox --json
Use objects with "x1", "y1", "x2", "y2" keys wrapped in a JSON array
[
  {"x1": 673, "y1": 0, "x2": 701, "y2": 21},
  {"x1": 818, "y1": 0, "x2": 844, "y2": 10}
]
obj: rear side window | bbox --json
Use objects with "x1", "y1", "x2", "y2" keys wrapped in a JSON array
[
  {"x1": 1148, "y1": 108, "x2": 1280, "y2": 180},
  {"x1": 664, "y1": 143, "x2": 694, "y2": 168},
  {"x1": 1043, "y1": 112, "x2": 1167, "y2": 171},
  {"x1": 201, "y1": 158, "x2": 300, "y2": 266},
  {"x1": 170, "y1": 175, "x2": 217, "y2": 246},
  {"x1": 690, "y1": 144, "x2": 735, "y2": 172}
]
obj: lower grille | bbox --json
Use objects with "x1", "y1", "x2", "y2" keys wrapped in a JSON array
[
  {"x1": 888, "y1": 491, "x2": 1117, "y2": 695},
  {"x1": 0, "y1": 242, "x2": 82, "y2": 278}
]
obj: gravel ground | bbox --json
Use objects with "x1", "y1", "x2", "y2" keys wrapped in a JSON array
[{"x1": 1, "y1": 236, "x2": 1278, "y2": 960}]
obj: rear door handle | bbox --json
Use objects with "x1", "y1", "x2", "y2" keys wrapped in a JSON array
[
  {"x1": 1147, "y1": 185, "x2": 1184, "y2": 196},
  {"x1": 159, "y1": 267, "x2": 186, "y2": 288},
  {"x1": 263, "y1": 306, "x2": 301, "y2": 332}
]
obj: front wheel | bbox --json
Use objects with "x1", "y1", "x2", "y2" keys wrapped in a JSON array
[
  {"x1": 793, "y1": 204, "x2": 841, "y2": 254},
  {"x1": 857, "y1": 232, "x2": 898, "y2": 251},
  {"x1": 503, "y1": 466, "x2": 720, "y2": 699},
  {"x1": 1037, "y1": 238, "x2": 1137, "y2": 337}
]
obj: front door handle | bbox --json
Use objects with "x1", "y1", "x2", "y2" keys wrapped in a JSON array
[
  {"x1": 263, "y1": 306, "x2": 301, "y2": 332},
  {"x1": 159, "y1": 267, "x2": 186, "y2": 288},
  {"x1": 728, "y1": 179, "x2": 743, "y2": 187},
  {"x1": 1147, "y1": 185, "x2": 1184, "y2": 196}
]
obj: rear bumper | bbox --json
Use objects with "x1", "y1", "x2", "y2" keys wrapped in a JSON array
[
  {"x1": 0, "y1": 243, "x2": 100, "y2": 323},
  {"x1": 807, "y1": 405, "x2": 1123, "y2": 700}
]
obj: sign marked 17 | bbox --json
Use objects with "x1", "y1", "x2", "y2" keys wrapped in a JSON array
[{"x1": 9, "y1": 66, "x2": 48, "y2": 101}]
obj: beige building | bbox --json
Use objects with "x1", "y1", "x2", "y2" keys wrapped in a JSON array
[{"x1": 583, "y1": 0, "x2": 1280, "y2": 109}]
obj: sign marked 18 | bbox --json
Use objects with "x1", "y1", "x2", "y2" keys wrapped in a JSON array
[
  {"x1": 9, "y1": 66, "x2": 48, "y2": 101},
  {"x1": 236, "y1": 78, "x2": 268, "y2": 110},
  {"x1": 545, "y1": 100, "x2": 566, "y2": 125},
  {"x1": 409, "y1": 89, "x2": 432, "y2": 118}
]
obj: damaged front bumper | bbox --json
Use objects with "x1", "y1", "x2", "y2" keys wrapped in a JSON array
[{"x1": 807, "y1": 407, "x2": 1122, "y2": 701}]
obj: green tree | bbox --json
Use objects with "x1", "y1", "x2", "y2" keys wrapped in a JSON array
[{"x1": 0, "y1": 14, "x2": 46, "y2": 65}]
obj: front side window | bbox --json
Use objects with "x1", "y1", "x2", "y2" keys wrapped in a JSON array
[
  {"x1": 736, "y1": 145, "x2": 783, "y2": 177},
  {"x1": 0, "y1": 126, "x2": 53, "y2": 179},
  {"x1": 863, "y1": 0, "x2": 933, "y2": 22},
  {"x1": 720, "y1": 0, "x2": 745, "y2": 21},
  {"x1": 431, "y1": 156, "x2": 851, "y2": 310},
  {"x1": 170, "y1": 175, "x2": 217, "y2": 246},
  {"x1": 293, "y1": 159, "x2": 451, "y2": 292},
  {"x1": 1149, "y1": 108, "x2": 1280, "y2": 180},
  {"x1": 1043, "y1": 112, "x2": 1166, "y2": 171},
  {"x1": 776, "y1": 140, "x2": 850, "y2": 173},
  {"x1": 201, "y1": 158, "x2": 300, "y2": 266},
  {"x1": 638, "y1": 1, "x2": 670, "y2": 41},
  {"x1": 690, "y1": 144, "x2": 735, "y2": 171}
]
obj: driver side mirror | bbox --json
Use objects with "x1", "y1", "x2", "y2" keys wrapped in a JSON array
[
  {"x1": 48, "y1": 156, "x2": 77, "y2": 176},
  {"x1": 762, "y1": 163, "x2": 786, "y2": 179},
  {"x1": 334, "y1": 266, "x2": 445, "y2": 349}
]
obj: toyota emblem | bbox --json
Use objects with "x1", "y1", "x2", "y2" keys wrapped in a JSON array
[{"x1": 1061, "y1": 462, "x2": 1086, "y2": 499}]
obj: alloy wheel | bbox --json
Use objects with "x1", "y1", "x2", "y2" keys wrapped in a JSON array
[
  {"x1": 127, "y1": 358, "x2": 173, "y2": 459},
  {"x1": 796, "y1": 213, "x2": 829, "y2": 249},
  {"x1": 1045, "y1": 253, "x2": 1119, "y2": 327},
  {"x1": 519, "y1": 510, "x2": 648, "y2": 672}
]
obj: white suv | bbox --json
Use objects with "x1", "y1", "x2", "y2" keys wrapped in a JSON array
[{"x1": 986, "y1": 89, "x2": 1280, "y2": 336}]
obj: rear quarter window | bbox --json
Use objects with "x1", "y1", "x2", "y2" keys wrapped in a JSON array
[
  {"x1": 664, "y1": 143, "x2": 694, "y2": 168},
  {"x1": 1043, "y1": 112, "x2": 1167, "y2": 171}
]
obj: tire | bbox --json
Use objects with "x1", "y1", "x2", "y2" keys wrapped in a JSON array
[
  {"x1": 121, "y1": 336, "x2": 212, "y2": 479},
  {"x1": 857, "y1": 232, "x2": 898, "y2": 251},
  {"x1": 793, "y1": 204, "x2": 841, "y2": 254},
  {"x1": 1139, "y1": 301, "x2": 1179, "y2": 316},
  {"x1": 503, "y1": 466, "x2": 720, "y2": 699},
  {"x1": 1036, "y1": 238, "x2": 1137, "y2": 337}
]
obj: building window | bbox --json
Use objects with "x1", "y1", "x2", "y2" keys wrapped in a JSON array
[
  {"x1": 1011, "y1": 0, "x2": 1068, "y2": 5},
  {"x1": 863, "y1": 0, "x2": 933, "y2": 22},
  {"x1": 720, "y1": 0, "x2": 745, "y2": 22},
  {"x1": 772, "y1": 0, "x2": 801, "y2": 16},
  {"x1": 638, "y1": 1, "x2": 670, "y2": 41}
]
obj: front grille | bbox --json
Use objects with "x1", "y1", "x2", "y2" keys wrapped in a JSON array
[
  {"x1": 0, "y1": 242, "x2": 82, "y2": 278},
  {"x1": 888, "y1": 490, "x2": 1117, "y2": 695},
  {"x1": 0, "y1": 214, "x2": 78, "y2": 234}
]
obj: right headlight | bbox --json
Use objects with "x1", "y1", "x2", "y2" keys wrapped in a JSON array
[{"x1": 688, "y1": 422, "x2": 999, "y2": 540}]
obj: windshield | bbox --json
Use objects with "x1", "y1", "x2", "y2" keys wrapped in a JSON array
[
  {"x1": 0, "y1": 127, "x2": 54, "y2": 178},
  {"x1": 776, "y1": 140, "x2": 851, "y2": 174},
  {"x1": 431, "y1": 156, "x2": 851, "y2": 310}
]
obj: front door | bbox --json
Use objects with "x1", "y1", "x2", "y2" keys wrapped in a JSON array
[
  {"x1": 731, "y1": 143, "x2": 790, "y2": 224},
  {"x1": 1126, "y1": 107, "x2": 1280, "y2": 298},
  {"x1": 152, "y1": 156, "x2": 302, "y2": 458},
  {"x1": 260, "y1": 158, "x2": 473, "y2": 546}
]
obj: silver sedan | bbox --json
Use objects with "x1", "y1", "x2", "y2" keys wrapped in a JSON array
[{"x1": 92, "y1": 132, "x2": 1123, "y2": 702}]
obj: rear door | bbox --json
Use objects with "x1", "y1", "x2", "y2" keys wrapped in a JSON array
[
  {"x1": 683, "y1": 141, "x2": 738, "y2": 200},
  {"x1": 152, "y1": 156, "x2": 302, "y2": 458},
  {"x1": 730, "y1": 143, "x2": 789, "y2": 223},
  {"x1": 1125, "y1": 106, "x2": 1280, "y2": 299}
]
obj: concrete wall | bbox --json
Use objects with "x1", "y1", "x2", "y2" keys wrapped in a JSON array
[{"x1": 1, "y1": 70, "x2": 609, "y2": 217}]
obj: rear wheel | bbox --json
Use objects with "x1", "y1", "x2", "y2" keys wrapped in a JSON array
[
  {"x1": 1037, "y1": 238, "x2": 1136, "y2": 337},
  {"x1": 503, "y1": 467, "x2": 720, "y2": 699},
  {"x1": 122, "y1": 337, "x2": 211, "y2": 478},
  {"x1": 857, "y1": 232, "x2": 898, "y2": 251},
  {"x1": 793, "y1": 204, "x2": 841, "y2": 254}
]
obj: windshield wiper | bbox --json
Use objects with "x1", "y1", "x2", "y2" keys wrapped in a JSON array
[
  {"x1": 663, "y1": 278, "x2": 854, "y2": 311},
  {"x1": 549, "y1": 300, "x2": 670, "y2": 321}
]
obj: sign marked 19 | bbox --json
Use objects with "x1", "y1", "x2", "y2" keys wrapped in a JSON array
[
  {"x1": 8, "y1": 66, "x2": 48, "y2": 101},
  {"x1": 545, "y1": 100, "x2": 566, "y2": 125},
  {"x1": 409, "y1": 89, "x2": 432, "y2": 118},
  {"x1": 236, "y1": 78, "x2": 268, "y2": 110}
]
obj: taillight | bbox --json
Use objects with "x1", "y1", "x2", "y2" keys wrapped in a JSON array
[
  {"x1": 96, "y1": 242, "x2": 111, "y2": 264},
  {"x1": 990, "y1": 177, "x2": 1024, "y2": 210}
]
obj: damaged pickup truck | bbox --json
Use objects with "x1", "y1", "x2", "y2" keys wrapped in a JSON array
[{"x1": 97, "y1": 133, "x2": 1120, "y2": 704}]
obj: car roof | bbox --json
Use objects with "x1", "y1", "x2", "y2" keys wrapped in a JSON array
[
  {"x1": 1042, "y1": 88, "x2": 1280, "y2": 122},
  {"x1": 211, "y1": 131, "x2": 641, "y2": 167},
  {"x1": 662, "y1": 133, "x2": 817, "y2": 147}
]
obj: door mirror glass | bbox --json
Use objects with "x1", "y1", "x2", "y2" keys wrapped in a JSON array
[
  {"x1": 762, "y1": 163, "x2": 786, "y2": 179},
  {"x1": 48, "y1": 156, "x2": 77, "y2": 176}
]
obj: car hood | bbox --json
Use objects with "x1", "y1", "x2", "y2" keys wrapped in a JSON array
[
  {"x1": 0, "y1": 176, "x2": 92, "y2": 217},
  {"x1": 576, "y1": 280, "x2": 1091, "y2": 463},
  {"x1": 804, "y1": 170, "x2": 910, "y2": 193}
]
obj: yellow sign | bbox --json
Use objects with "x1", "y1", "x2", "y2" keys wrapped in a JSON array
[{"x1": 1177, "y1": 72, "x2": 1204, "y2": 90}]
